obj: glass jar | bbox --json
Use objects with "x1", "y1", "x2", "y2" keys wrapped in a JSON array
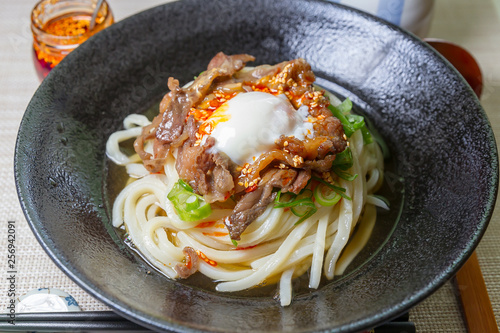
[{"x1": 31, "y1": 0, "x2": 114, "y2": 81}]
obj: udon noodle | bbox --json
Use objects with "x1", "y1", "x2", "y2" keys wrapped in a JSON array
[{"x1": 106, "y1": 53, "x2": 386, "y2": 306}]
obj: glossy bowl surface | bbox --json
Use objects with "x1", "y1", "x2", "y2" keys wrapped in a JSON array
[{"x1": 15, "y1": 0, "x2": 498, "y2": 332}]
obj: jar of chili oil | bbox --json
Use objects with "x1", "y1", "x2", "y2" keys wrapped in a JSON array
[{"x1": 31, "y1": 0, "x2": 114, "y2": 81}]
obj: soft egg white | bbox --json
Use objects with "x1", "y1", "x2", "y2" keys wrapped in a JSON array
[{"x1": 202, "y1": 91, "x2": 313, "y2": 165}]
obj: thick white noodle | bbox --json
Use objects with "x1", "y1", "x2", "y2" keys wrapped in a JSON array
[
  {"x1": 309, "y1": 213, "x2": 328, "y2": 288},
  {"x1": 215, "y1": 218, "x2": 316, "y2": 292},
  {"x1": 106, "y1": 114, "x2": 151, "y2": 165},
  {"x1": 106, "y1": 105, "x2": 385, "y2": 305},
  {"x1": 334, "y1": 205, "x2": 377, "y2": 275},
  {"x1": 279, "y1": 268, "x2": 295, "y2": 306}
]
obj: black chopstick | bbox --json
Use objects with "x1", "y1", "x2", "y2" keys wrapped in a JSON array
[
  {"x1": 0, "y1": 311, "x2": 414, "y2": 332},
  {"x1": 1, "y1": 311, "x2": 126, "y2": 322},
  {"x1": 0, "y1": 311, "x2": 152, "y2": 332}
]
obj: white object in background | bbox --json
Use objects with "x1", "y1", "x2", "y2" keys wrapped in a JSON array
[
  {"x1": 15, "y1": 288, "x2": 81, "y2": 313},
  {"x1": 330, "y1": 0, "x2": 435, "y2": 37}
]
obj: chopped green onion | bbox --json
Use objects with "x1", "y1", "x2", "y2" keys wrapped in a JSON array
[
  {"x1": 345, "y1": 113, "x2": 373, "y2": 144},
  {"x1": 193, "y1": 71, "x2": 206, "y2": 80},
  {"x1": 185, "y1": 195, "x2": 200, "y2": 211},
  {"x1": 293, "y1": 204, "x2": 317, "y2": 225},
  {"x1": 231, "y1": 239, "x2": 238, "y2": 247},
  {"x1": 328, "y1": 98, "x2": 373, "y2": 144},
  {"x1": 332, "y1": 147, "x2": 358, "y2": 181},
  {"x1": 274, "y1": 189, "x2": 318, "y2": 225},
  {"x1": 333, "y1": 148, "x2": 353, "y2": 171},
  {"x1": 178, "y1": 179, "x2": 194, "y2": 192},
  {"x1": 360, "y1": 125, "x2": 373, "y2": 144},
  {"x1": 335, "y1": 97, "x2": 353, "y2": 115},
  {"x1": 290, "y1": 189, "x2": 313, "y2": 217},
  {"x1": 346, "y1": 114, "x2": 365, "y2": 129},
  {"x1": 167, "y1": 179, "x2": 212, "y2": 222},
  {"x1": 333, "y1": 169, "x2": 358, "y2": 181},
  {"x1": 311, "y1": 176, "x2": 351, "y2": 201},
  {"x1": 314, "y1": 183, "x2": 342, "y2": 206},
  {"x1": 364, "y1": 116, "x2": 389, "y2": 158},
  {"x1": 346, "y1": 113, "x2": 373, "y2": 144},
  {"x1": 328, "y1": 102, "x2": 355, "y2": 137}
]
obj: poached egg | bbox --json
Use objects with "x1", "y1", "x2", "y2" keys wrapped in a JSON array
[{"x1": 200, "y1": 91, "x2": 313, "y2": 165}]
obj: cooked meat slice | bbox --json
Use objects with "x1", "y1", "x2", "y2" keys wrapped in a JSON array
[
  {"x1": 208, "y1": 155, "x2": 234, "y2": 203},
  {"x1": 287, "y1": 169, "x2": 311, "y2": 194},
  {"x1": 175, "y1": 246, "x2": 199, "y2": 279},
  {"x1": 225, "y1": 169, "x2": 301, "y2": 240},
  {"x1": 207, "y1": 52, "x2": 255, "y2": 72},
  {"x1": 225, "y1": 186, "x2": 274, "y2": 240},
  {"x1": 266, "y1": 168, "x2": 299, "y2": 190},
  {"x1": 176, "y1": 140, "x2": 214, "y2": 194},
  {"x1": 156, "y1": 78, "x2": 190, "y2": 144},
  {"x1": 304, "y1": 155, "x2": 336, "y2": 173},
  {"x1": 176, "y1": 136, "x2": 235, "y2": 203}
]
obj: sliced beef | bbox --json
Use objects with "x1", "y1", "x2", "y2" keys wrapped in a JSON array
[
  {"x1": 175, "y1": 246, "x2": 199, "y2": 279},
  {"x1": 176, "y1": 136, "x2": 234, "y2": 203},
  {"x1": 207, "y1": 52, "x2": 255, "y2": 72},
  {"x1": 288, "y1": 169, "x2": 311, "y2": 194},
  {"x1": 225, "y1": 186, "x2": 275, "y2": 240},
  {"x1": 225, "y1": 168, "x2": 309, "y2": 240}
]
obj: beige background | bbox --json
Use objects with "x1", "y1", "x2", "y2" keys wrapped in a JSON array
[{"x1": 1, "y1": 0, "x2": 499, "y2": 332}]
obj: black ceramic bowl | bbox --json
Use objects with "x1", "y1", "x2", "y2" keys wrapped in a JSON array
[{"x1": 15, "y1": 0, "x2": 498, "y2": 332}]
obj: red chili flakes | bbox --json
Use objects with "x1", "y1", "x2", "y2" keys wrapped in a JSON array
[
  {"x1": 187, "y1": 107, "x2": 211, "y2": 122},
  {"x1": 202, "y1": 231, "x2": 229, "y2": 237},
  {"x1": 245, "y1": 184, "x2": 258, "y2": 193},
  {"x1": 195, "y1": 221, "x2": 216, "y2": 228},
  {"x1": 234, "y1": 244, "x2": 257, "y2": 251},
  {"x1": 188, "y1": 91, "x2": 239, "y2": 123},
  {"x1": 196, "y1": 250, "x2": 217, "y2": 266}
]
